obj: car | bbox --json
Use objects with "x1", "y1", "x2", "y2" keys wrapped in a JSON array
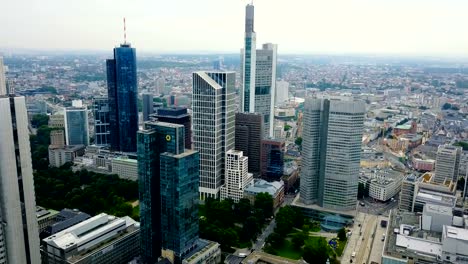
[
  {"x1": 359, "y1": 202, "x2": 365, "y2": 206},
  {"x1": 352, "y1": 252, "x2": 356, "y2": 258}
]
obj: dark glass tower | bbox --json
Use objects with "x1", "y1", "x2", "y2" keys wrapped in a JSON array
[
  {"x1": 261, "y1": 138, "x2": 285, "y2": 181},
  {"x1": 107, "y1": 43, "x2": 138, "y2": 152},
  {"x1": 235, "y1": 112, "x2": 263, "y2": 177},
  {"x1": 153, "y1": 107, "x2": 192, "y2": 149},
  {"x1": 93, "y1": 97, "x2": 110, "y2": 146}
]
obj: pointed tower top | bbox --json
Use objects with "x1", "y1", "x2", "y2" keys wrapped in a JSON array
[{"x1": 123, "y1": 17, "x2": 127, "y2": 44}]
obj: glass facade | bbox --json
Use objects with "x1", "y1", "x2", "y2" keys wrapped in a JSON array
[
  {"x1": 65, "y1": 107, "x2": 89, "y2": 146},
  {"x1": 160, "y1": 150, "x2": 199, "y2": 260},
  {"x1": 261, "y1": 139, "x2": 285, "y2": 181},
  {"x1": 106, "y1": 44, "x2": 138, "y2": 152},
  {"x1": 93, "y1": 97, "x2": 110, "y2": 146}
]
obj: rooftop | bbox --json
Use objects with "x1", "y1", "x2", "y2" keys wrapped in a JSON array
[{"x1": 244, "y1": 179, "x2": 284, "y2": 196}]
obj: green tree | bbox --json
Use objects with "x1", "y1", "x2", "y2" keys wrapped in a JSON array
[
  {"x1": 303, "y1": 237, "x2": 329, "y2": 264},
  {"x1": 254, "y1": 192, "x2": 273, "y2": 219},
  {"x1": 266, "y1": 232, "x2": 284, "y2": 248},
  {"x1": 338, "y1": 227, "x2": 347, "y2": 241},
  {"x1": 241, "y1": 216, "x2": 260, "y2": 241},
  {"x1": 284, "y1": 124, "x2": 292, "y2": 131},
  {"x1": 295, "y1": 137, "x2": 303, "y2": 146},
  {"x1": 235, "y1": 198, "x2": 253, "y2": 221},
  {"x1": 31, "y1": 114, "x2": 49, "y2": 128},
  {"x1": 291, "y1": 232, "x2": 307, "y2": 249}
]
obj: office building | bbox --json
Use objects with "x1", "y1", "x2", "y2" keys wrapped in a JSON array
[
  {"x1": 181, "y1": 239, "x2": 221, "y2": 264},
  {"x1": 299, "y1": 98, "x2": 365, "y2": 211},
  {"x1": 235, "y1": 112, "x2": 263, "y2": 177},
  {"x1": 261, "y1": 138, "x2": 285, "y2": 181},
  {"x1": 0, "y1": 57, "x2": 6, "y2": 96},
  {"x1": 107, "y1": 42, "x2": 138, "y2": 152},
  {"x1": 275, "y1": 80, "x2": 289, "y2": 104},
  {"x1": 111, "y1": 157, "x2": 138, "y2": 181},
  {"x1": 41, "y1": 213, "x2": 140, "y2": 264},
  {"x1": 0, "y1": 95, "x2": 41, "y2": 263},
  {"x1": 93, "y1": 97, "x2": 110, "y2": 146},
  {"x1": 399, "y1": 174, "x2": 418, "y2": 212},
  {"x1": 137, "y1": 122, "x2": 185, "y2": 263},
  {"x1": 240, "y1": 4, "x2": 277, "y2": 137},
  {"x1": 64, "y1": 106, "x2": 89, "y2": 146},
  {"x1": 36, "y1": 207, "x2": 59, "y2": 235},
  {"x1": 244, "y1": 179, "x2": 285, "y2": 209},
  {"x1": 160, "y1": 149, "x2": 199, "y2": 261},
  {"x1": 50, "y1": 130, "x2": 65, "y2": 147},
  {"x1": 48, "y1": 145, "x2": 85, "y2": 168},
  {"x1": 220, "y1": 150, "x2": 254, "y2": 202},
  {"x1": 192, "y1": 71, "x2": 235, "y2": 199},
  {"x1": 48, "y1": 114, "x2": 65, "y2": 129},
  {"x1": 434, "y1": 144, "x2": 462, "y2": 184},
  {"x1": 142, "y1": 93, "x2": 154, "y2": 121},
  {"x1": 153, "y1": 107, "x2": 192, "y2": 149},
  {"x1": 42, "y1": 209, "x2": 91, "y2": 238}
]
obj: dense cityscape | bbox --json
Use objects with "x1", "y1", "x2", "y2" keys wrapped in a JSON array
[{"x1": 1, "y1": 2, "x2": 468, "y2": 264}]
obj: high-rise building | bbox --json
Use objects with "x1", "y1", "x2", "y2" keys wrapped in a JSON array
[
  {"x1": 0, "y1": 95, "x2": 41, "y2": 263},
  {"x1": 0, "y1": 57, "x2": 6, "y2": 96},
  {"x1": 153, "y1": 107, "x2": 192, "y2": 149},
  {"x1": 261, "y1": 138, "x2": 285, "y2": 181},
  {"x1": 300, "y1": 98, "x2": 365, "y2": 211},
  {"x1": 64, "y1": 106, "x2": 89, "y2": 146},
  {"x1": 142, "y1": 93, "x2": 154, "y2": 121},
  {"x1": 235, "y1": 112, "x2": 263, "y2": 177},
  {"x1": 107, "y1": 43, "x2": 138, "y2": 152},
  {"x1": 137, "y1": 122, "x2": 185, "y2": 263},
  {"x1": 50, "y1": 130, "x2": 65, "y2": 147},
  {"x1": 275, "y1": 80, "x2": 289, "y2": 104},
  {"x1": 192, "y1": 71, "x2": 235, "y2": 199},
  {"x1": 220, "y1": 150, "x2": 253, "y2": 202},
  {"x1": 160, "y1": 149, "x2": 199, "y2": 261},
  {"x1": 434, "y1": 144, "x2": 462, "y2": 184},
  {"x1": 240, "y1": 4, "x2": 277, "y2": 137},
  {"x1": 93, "y1": 97, "x2": 110, "y2": 146}
]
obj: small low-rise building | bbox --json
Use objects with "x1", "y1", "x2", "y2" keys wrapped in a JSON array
[
  {"x1": 36, "y1": 207, "x2": 59, "y2": 233},
  {"x1": 111, "y1": 157, "x2": 138, "y2": 181},
  {"x1": 244, "y1": 179, "x2": 284, "y2": 208},
  {"x1": 182, "y1": 239, "x2": 221, "y2": 264},
  {"x1": 369, "y1": 177, "x2": 402, "y2": 202},
  {"x1": 48, "y1": 145, "x2": 85, "y2": 168}
]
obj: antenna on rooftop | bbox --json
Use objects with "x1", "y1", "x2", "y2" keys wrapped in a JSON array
[{"x1": 123, "y1": 17, "x2": 127, "y2": 44}]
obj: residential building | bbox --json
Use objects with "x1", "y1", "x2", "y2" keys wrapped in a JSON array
[
  {"x1": 48, "y1": 145, "x2": 85, "y2": 168},
  {"x1": 111, "y1": 157, "x2": 138, "y2": 181},
  {"x1": 299, "y1": 98, "x2": 365, "y2": 211},
  {"x1": 181, "y1": 239, "x2": 221, "y2": 264},
  {"x1": 434, "y1": 144, "x2": 462, "y2": 184},
  {"x1": 142, "y1": 93, "x2": 154, "y2": 121},
  {"x1": 0, "y1": 95, "x2": 41, "y2": 263},
  {"x1": 93, "y1": 97, "x2": 110, "y2": 146},
  {"x1": 192, "y1": 71, "x2": 235, "y2": 199},
  {"x1": 235, "y1": 112, "x2": 263, "y2": 177},
  {"x1": 261, "y1": 138, "x2": 285, "y2": 181},
  {"x1": 137, "y1": 122, "x2": 185, "y2": 263},
  {"x1": 64, "y1": 106, "x2": 89, "y2": 146},
  {"x1": 107, "y1": 42, "x2": 138, "y2": 152},
  {"x1": 244, "y1": 179, "x2": 285, "y2": 209},
  {"x1": 220, "y1": 150, "x2": 254, "y2": 202},
  {"x1": 240, "y1": 4, "x2": 277, "y2": 137},
  {"x1": 41, "y1": 213, "x2": 140, "y2": 264},
  {"x1": 160, "y1": 149, "x2": 200, "y2": 262},
  {"x1": 152, "y1": 107, "x2": 192, "y2": 149}
]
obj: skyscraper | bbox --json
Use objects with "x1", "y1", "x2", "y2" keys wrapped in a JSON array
[
  {"x1": 240, "y1": 4, "x2": 277, "y2": 137},
  {"x1": 0, "y1": 95, "x2": 41, "y2": 263},
  {"x1": 220, "y1": 150, "x2": 253, "y2": 202},
  {"x1": 0, "y1": 57, "x2": 6, "y2": 96},
  {"x1": 192, "y1": 71, "x2": 235, "y2": 199},
  {"x1": 434, "y1": 144, "x2": 462, "y2": 184},
  {"x1": 93, "y1": 97, "x2": 110, "y2": 146},
  {"x1": 64, "y1": 106, "x2": 89, "y2": 146},
  {"x1": 153, "y1": 107, "x2": 192, "y2": 149},
  {"x1": 235, "y1": 112, "x2": 263, "y2": 177},
  {"x1": 107, "y1": 43, "x2": 138, "y2": 152},
  {"x1": 137, "y1": 122, "x2": 185, "y2": 263},
  {"x1": 142, "y1": 93, "x2": 154, "y2": 121},
  {"x1": 300, "y1": 98, "x2": 365, "y2": 211},
  {"x1": 261, "y1": 138, "x2": 285, "y2": 181}
]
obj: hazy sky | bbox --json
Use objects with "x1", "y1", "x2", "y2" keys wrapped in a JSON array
[{"x1": 2, "y1": 0, "x2": 468, "y2": 55}]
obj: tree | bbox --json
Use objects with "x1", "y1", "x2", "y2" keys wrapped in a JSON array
[
  {"x1": 284, "y1": 124, "x2": 292, "y2": 131},
  {"x1": 254, "y1": 192, "x2": 273, "y2": 219},
  {"x1": 266, "y1": 232, "x2": 284, "y2": 248},
  {"x1": 31, "y1": 114, "x2": 49, "y2": 128},
  {"x1": 357, "y1": 183, "x2": 366, "y2": 199},
  {"x1": 442, "y1": 103, "x2": 452, "y2": 110},
  {"x1": 295, "y1": 137, "x2": 303, "y2": 148},
  {"x1": 291, "y1": 232, "x2": 307, "y2": 249},
  {"x1": 303, "y1": 238, "x2": 329, "y2": 264},
  {"x1": 241, "y1": 216, "x2": 260, "y2": 241},
  {"x1": 338, "y1": 227, "x2": 347, "y2": 241},
  {"x1": 235, "y1": 198, "x2": 253, "y2": 221}
]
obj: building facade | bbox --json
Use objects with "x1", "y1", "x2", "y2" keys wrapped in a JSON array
[
  {"x1": 111, "y1": 157, "x2": 138, "y2": 181},
  {"x1": 64, "y1": 106, "x2": 89, "y2": 146},
  {"x1": 220, "y1": 150, "x2": 254, "y2": 202},
  {"x1": 153, "y1": 107, "x2": 192, "y2": 149},
  {"x1": 142, "y1": 93, "x2": 154, "y2": 121},
  {"x1": 261, "y1": 138, "x2": 285, "y2": 181},
  {"x1": 235, "y1": 112, "x2": 263, "y2": 177},
  {"x1": 0, "y1": 95, "x2": 41, "y2": 264},
  {"x1": 300, "y1": 98, "x2": 365, "y2": 211},
  {"x1": 107, "y1": 43, "x2": 138, "y2": 152},
  {"x1": 93, "y1": 97, "x2": 110, "y2": 146},
  {"x1": 0, "y1": 57, "x2": 6, "y2": 96},
  {"x1": 434, "y1": 144, "x2": 462, "y2": 184},
  {"x1": 192, "y1": 71, "x2": 235, "y2": 199}
]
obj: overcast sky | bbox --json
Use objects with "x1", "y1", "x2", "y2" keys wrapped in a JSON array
[{"x1": 2, "y1": 0, "x2": 468, "y2": 55}]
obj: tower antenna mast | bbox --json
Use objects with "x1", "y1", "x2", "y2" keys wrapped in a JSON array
[{"x1": 123, "y1": 17, "x2": 127, "y2": 44}]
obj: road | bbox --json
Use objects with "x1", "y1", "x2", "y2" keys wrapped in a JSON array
[
  {"x1": 355, "y1": 215, "x2": 377, "y2": 264},
  {"x1": 341, "y1": 212, "x2": 377, "y2": 264}
]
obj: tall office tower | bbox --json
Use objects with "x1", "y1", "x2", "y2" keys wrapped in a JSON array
[
  {"x1": 240, "y1": 4, "x2": 277, "y2": 137},
  {"x1": 220, "y1": 150, "x2": 254, "y2": 202},
  {"x1": 64, "y1": 106, "x2": 89, "y2": 146},
  {"x1": 434, "y1": 145, "x2": 462, "y2": 184},
  {"x1": 275, "y1": 80, "x2": 289, "y2": 104},
  {"x1": 107, "y1": 43, "x2": 138, "y2": 152},
  {"x1": 0, "y1": 95, "x2": 41, "y2": 263},
  {"x1": 235, "y1": 112, "x2": 263, "y2": 177},
  {"x1": 300, "y1": 98, "x2": 365, "y2": 211},
  {"x1": 93, "y1": 97, "x2": 110, "y2": 146},
  {"x1": 192, "y1": 71, "x2": 235, "y2": 199},
  {"x1": 160, "y1": 149, "x2": 199, "y2": 262},
  {"x1": 153, "y1": 107, "x2": 192, "y2": 149},
  {"x1": 142, "y1": 93, "x2": 154, "y2": 121},
  {"x1": 155, "y1": 77, "x2": 166, "y2": 95},
  {"x1": 0, "y1": 57, "x2": 6, "y2": 95},
  {"x1": 137, "y1": 122, "x2": 185, "y2": 263},
  {"x1": 261, "y1": 138, "x2": 285, "y2": 181}
]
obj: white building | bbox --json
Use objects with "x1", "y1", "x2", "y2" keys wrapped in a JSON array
[
  {"x1": 48, "y1": 145, "x2": 85, "y2": 168},
  {"x1": 275, "y1": 80, "x2": 289, "y2": 104},
  {"x1": 220, "y1": 150, "x2": 253, "y2": 202},
  {"x1": 434, "y1": 144, "x2": 462, "y2": 184},
  {"x1": 111, "y1": 157, "x2": 138, "y2": 181},
  {"x1": 0, "y1": 95, "x2": 41, "y2": 263},
  {"x1": 369, "y1": 177, "x2": 402, "y2": 202},
  {"x1": 192, "y1": 71, "x2": 235, "y2": 199}
]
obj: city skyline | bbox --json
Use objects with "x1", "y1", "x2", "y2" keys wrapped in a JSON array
[{"x1": 2, "y1": 0, "x2": 468, "y2": 55}]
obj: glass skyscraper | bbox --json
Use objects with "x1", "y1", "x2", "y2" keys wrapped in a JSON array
[
  {"x1": 93, "y1": 97, "x2": 110, "y2": 146},
  {"x1": 64, "y1": 106, "x2": 89, "y2": 146},
  {"x1": 107, "y1": 43, "x2": 138, "y2": 152}
]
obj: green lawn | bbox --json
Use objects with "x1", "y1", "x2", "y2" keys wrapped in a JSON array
[{"x1": 335, "y1": 239, "x2": 347, "y2": 256}]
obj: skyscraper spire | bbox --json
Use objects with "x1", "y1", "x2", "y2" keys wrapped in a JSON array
[{"x1": 123, "y1": 17, "x2": 127, "y2": 44}]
